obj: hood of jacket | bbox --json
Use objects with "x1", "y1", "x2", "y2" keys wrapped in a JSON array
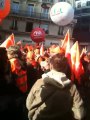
[{"x1": 42, "y1": 70, "x2": 71, "y2": 88}]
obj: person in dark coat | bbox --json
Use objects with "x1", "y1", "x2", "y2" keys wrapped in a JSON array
[
  {"x1": 7, "y1": 45, "x2": 28, "y2": 120},
  {"x1": 0, "y1": 47, "x2": 19, "y2": 120}
]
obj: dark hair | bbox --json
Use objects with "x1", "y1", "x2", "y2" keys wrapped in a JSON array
[
  {"x1": 0, "y1": 47, "x2": 8, "y2": 74},
  {"x1": 7, "y1": 45, "x2": 22, "y2": 59},
  {"x1": 50, "y1": 53, "x2": 68, "y2": 73}
]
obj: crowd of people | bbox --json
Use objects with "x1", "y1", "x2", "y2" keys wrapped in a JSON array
[{"x1": 0, "y1": 41, "x2": 90, "y2": 120}]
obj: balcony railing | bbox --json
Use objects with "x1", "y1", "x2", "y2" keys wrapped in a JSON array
[
  {"x1": 10, "y1": 8, "x2": 90, "y2": 21},
  {"x1": 10, "y1": 9, "x2": 51, "y2": 21}
]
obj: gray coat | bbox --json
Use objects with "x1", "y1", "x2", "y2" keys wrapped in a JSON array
[{"x1": 26, "y1": 70, "x2": 85, "y2": 120}]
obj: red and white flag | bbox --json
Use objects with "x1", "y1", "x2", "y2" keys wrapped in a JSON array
[
  {"x1": 61, "y1": 29, "x2": 70, "y2": 52},
  {"x1": 0, "y1": 33, "x2": 15, "y2": 48},
  {"x1": 75, "y1": 41, "x2": 84, "y2": 83},
  {"x1": 40, "y1": 43, "x2": 44, "y2": 56}
]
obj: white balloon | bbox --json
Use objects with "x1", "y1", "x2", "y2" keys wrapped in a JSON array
[{"x1": 50, "y1": 2, "x2": 74, "y2": 26}]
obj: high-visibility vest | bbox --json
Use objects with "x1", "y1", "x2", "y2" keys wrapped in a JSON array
[{"x1": 10, "y1": 58, "x2": 28, "y2": 93}]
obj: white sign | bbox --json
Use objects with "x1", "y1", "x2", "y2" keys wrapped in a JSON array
[{"x1": 50, "y1": 2, "x2": 74, "y2": 26}]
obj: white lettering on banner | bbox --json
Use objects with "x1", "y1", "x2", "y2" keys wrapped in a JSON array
[
  {"x1": 33, "y1": 31, "x2": 42, "y2": 37},
  {"x1": 0, "y1": 0, "x2": 5, "y2": 9}
]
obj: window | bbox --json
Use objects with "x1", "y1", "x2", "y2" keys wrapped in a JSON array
[
  {"x1": 87, "y1": 1, "x2": 90, "y2": 6},
  {"x1": 27, "y1": 4, "x2": 34, "y2": 16},
  {"x1": 26, "y1": 22, "x2": 33, "y2": 32},
  {"x1": 58, "y1": 27, "x2": 63, "y2": 35},
  {"x1": 12, "y1": 2, "x2": 20, "y2": 13},
  {"x1": 40, "y1": 24, "x2": 49, "y2": 34},
  {"x1": 81, "y1": 17, "x2": 90, "y2": 32},
  {"x1": 41, "y1": 8, "x2": 49, "y2": 19},
  {"x1": 42, "y1": 8, "x2": 49, "y2": 14},
  {"x1": 77, "y1": 2, "x2": 81, "y2": 8},
  {"x1": 0, "y1": 0, "x2": 4, "y2": 9},
  {"x1": 10, "y1": 20, "x2": 18, "y2": 30}
]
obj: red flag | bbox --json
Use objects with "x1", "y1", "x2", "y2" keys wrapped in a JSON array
[
  {"x1": 61, "y1": 29, "x2": 70, "y2": 52},
  {"x1": 80, "y1": 47, "x2": 87, "y2": 59},
  {"x1": 70, "y1": 41, "x2": 84, "y2": 83},
  {"x1": 0, "y1": 33, "x2": 15, "y2": 48},
  {"x1": 65, "y1": 34, "x2": 75, "y2": 81},
  {"x1": 75, "y1": 41, "x2": 84, "y2": 83},
  {"x1": 65, "y1": 31, "x2": 71, "y2": 75},
  {"x1": 70, "y1": 41, "x2": 77, "y2": 73},
  {"x1": 70, "y1": 41, "x2": 78, "y2": 81},
  {"x1": 40, "y1": 43, "x2": 44, "y2": 56},
  {"x1": 65, "y1": 30, "x2": 71, "y2": 64},
  {"x1": 26, "y1": 51, "x2": 34, "y2": 60},
  {"x1": 24, "y1": 44, "x2": 29, "y2": 50},
  {"x1": 65, "y1": 30, "x2": 70, "y2": 57},
  {"x1": 27, "y1": 45, "x2": 33, "y2": 52},
  {"x1": 53, "y1": 46, "x2": 61, "y2": 54},
  {"x1": 16, "y1": 40, "x2": 22, "y2": 45}
]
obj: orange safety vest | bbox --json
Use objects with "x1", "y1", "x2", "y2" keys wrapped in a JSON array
[{"x1": 10, "y1": 58, "x2": 28, "y2": 93}]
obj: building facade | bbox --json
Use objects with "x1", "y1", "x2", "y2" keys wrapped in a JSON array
[
  {"x1": 73, "y1": 0, "x2": 90, "y2": 50},
  {"x1": 0, "y1": 0, "x2": 82, "y2": 47}
]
